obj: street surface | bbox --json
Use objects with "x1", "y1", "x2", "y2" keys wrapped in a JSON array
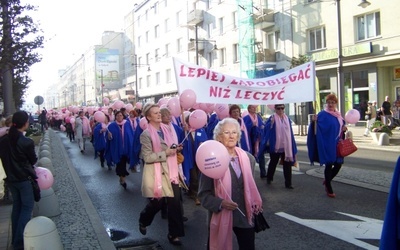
[{"x1": 59, "y1": 133, "x2": 397, "y2": 250}]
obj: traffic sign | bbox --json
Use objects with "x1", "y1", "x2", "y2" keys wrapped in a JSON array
[{"x1": 34, "y1": 95, "x2": 44, "y2": 105}]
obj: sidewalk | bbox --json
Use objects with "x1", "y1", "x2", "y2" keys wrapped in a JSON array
[{"x1": 1, "y1": 125, "x2": 399, "y2": 249}]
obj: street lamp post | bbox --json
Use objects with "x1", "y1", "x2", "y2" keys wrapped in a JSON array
[
  {"x1": 336, "y1": 0, "x2": 371, "y2": 117},
  {"x1": 100, "y1": 69, "x2": 104, "y2": 105}
]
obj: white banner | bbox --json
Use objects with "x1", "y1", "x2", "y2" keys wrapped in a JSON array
[{"x1": 173, "y1": 57, "x2": 316, "y2": 105}]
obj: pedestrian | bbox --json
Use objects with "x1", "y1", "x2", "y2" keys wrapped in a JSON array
[
  {"x1": 75, "y1": 111, "x2": 92, "y2": 153},
  {"x1": 182, "y1": 114, "x2": 208, "y2": 205},
  {"x1": 127, "y1": 109, "x2": 142, "y2": 172},
  {"x1": 229, "y1": 104, "x2": 251, "y2": 152},
  {"x1": 307, "y1": 93, "x2": 348, "y2": 198},
  {"x1": 38, "y1": 108, "x2": 47, "y2": 133},
  {"x1": 364, "y1": 101, "x2": 376, "y2": 136},
  {"x1": 105, "y1": 111, "x2": 133, "y2": 189},
  {"x1": 138, "y1": 103, "x2": 185, "y2": 246},
  {"x1": 243, "y1": 105, "x2": 267, "y2": 178},
  {"x1": 65, "y1": 117, "x2": 75, "y2": 142},
  {"x1": 0, "y1": 111, "x2": 38, "y2": 250},
  {"x1": 259, "y1": 104, "x2": 297, "y2": 189},
  {"x1": 93, "y1": 114, "x2": 111, "y2": 169},
  {"x1": 198, "y1": 117, "x2": 263, "y2": 250}
]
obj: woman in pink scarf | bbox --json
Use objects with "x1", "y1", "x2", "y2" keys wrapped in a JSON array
[
  {"x1": 198, "y1": 118, "x2": 263, "y2": 250},
  {"x1": 258, "y1": 104, "x2": 298, "y2": 189},
  {"x1": 74, "y1": 111, "x2": 91, "y2": 153},
  {"x1": 138, "y1": 103, "x2": 185, "y2": 246}
]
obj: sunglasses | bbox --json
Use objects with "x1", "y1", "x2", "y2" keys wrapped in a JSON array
[{"x1": 275, "y1": 107, "x2": 285, "y2": 110}]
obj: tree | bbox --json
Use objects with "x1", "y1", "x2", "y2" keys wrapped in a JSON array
[{"x1": 0, "y1": 0, "x2": 43, "y2": 114}]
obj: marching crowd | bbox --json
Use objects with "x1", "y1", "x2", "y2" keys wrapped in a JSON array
[{"x1": 3, "y1": 92, "x2": 383, "y2": 249}]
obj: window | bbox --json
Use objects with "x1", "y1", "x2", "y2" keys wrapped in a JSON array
[
  {"x1": 138, "y1": 57, "x2": 142, "y2": 66},
  {"x1": 220, "y1": 48, "x2": 226, "y2": 66},
  {"x1": 266, "y1": 31, "x2": 280, "y2": 50},
  {"x1": 137, "y1": 36, "x2": 141, "y2": 47},
  {"x1": 177, "y1": 38, "x2": 183, "y2": 52},
  {"x1": 137, "y1": 16, "x2": 141, "y2": 28},
  {"x1": 153, "y1": 2, "x2": 158, "y2": 14},
  {"x1": 155, "y1": 48, "x2": 160, "y2": 61},
  {"x1": 353, "y1": 70, "x2": 368, "y2": 88},
  {"x1": 166, "y1": 69, "x2": 171, "y2": 83},
  {"x1": 146, "y1": 31, "x2": 149, "y2": 43},
  {"x1": 155, "y1": 72, "x2": 160, "y2": 85},
  {"x1": 165, "y1": 43, "x2": 170, "y2": 57},
  {"x1": 165, "y1": 18, "x2": 170, "y2": 32},
  {"x1": 219, "y1": 17, "x2": 224, "y2": 35},
  {"x1": 139, "y1": 77, "x2": 143, "y2": 89},
  {"x1": 233, "y1": 44, "x2": 239, "y2": 62},
  {"x1": 357, "y1": 12, "x2": 381, "y2": 41},
  {"x1": 309, "y1": 27, "x2": 326, "y2": 51},
  {"x1": 208, "y1": 22, "x2": 214, "y2": 37},
  {"x1": 164, "y1": 0, "x2": 168, "y2": 7},
  {"x1": 145, "y1": 10, "x2": 148, "y2": 21},
  {"x1": 207, "y1": 52, "x2": 213, "y2": 68},
  {"x1": 146, "y1": 75, "x2": 151, "y2": 87},
  {"x1": 232, "y1": 11, "x2": 238, "y2": 29},
  {"x1": 146, "y1": 53, "x2": 150, "y2": 65},
  {"x1": 155, "y1": 25, "x2": 160, "y2": 38},
  {"x1": 176, "y1": 11, "x2": 182, "y2": 27}
]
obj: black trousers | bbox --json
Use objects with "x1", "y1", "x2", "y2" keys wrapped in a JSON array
[
  {"x1": 115, "y1": 155, "x2": 129, "y2": 177},
  {"x1": 324, "y1": 163, "x2": 342, "y2": 193},
  {"x1": 139, "y1": 183, "x2": 184, "y2": 237},
  {"x1": 207, "y1": 227, "x2": 255, "y2": 250},
  {"x1": 189, "y1": 165, "x2": 200, "y2": 198},
  {"x1": 266, "y1": 152, "x2": 292, "y2": 187}
]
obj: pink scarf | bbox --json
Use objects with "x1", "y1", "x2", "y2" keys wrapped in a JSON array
[
  {"x1": 210, "y1": 147, "x2": 263, "y2": 250},
  {"x1": 274, "y1": 113, "x2": 294, "y2": 162},
  {"x1": 116, "y1": 120, "x2": 126, "y2": 146},
  {"x1": 147, "y1": 123, "x2": 179, "y2": 198},
  {"x1": 324, "y1": 107, "x2": 344, "y2": 138},
  {"x1": 82, "y1": 117, "x2": 91, "y2": 136}
]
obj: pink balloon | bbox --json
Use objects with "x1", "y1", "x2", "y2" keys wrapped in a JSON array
[
  {"x1": 60, "y1": 124, "x2": 66, "y2": 131},
  {"x1": 139, "y1": 117, "x2": 148, "y2": 130},
  {"x1": 72, "y1": 106, "x2": 79, "y2": 114},
  {"x1": 200, "y1": 103, "x2": 215, "y2": 114},
  {"x1": 189, "y1": 109, "x2": 207, "y2": 130},
  {"x1": 94, "y1": 111, "x2": 106, "y2": 123},
  {"x1": 70, "y1": 117, "x2": 75, "y2": 124},
  {"x1": 35, "y1": 167, "x2": 54, "y2": 190},
  {"x1": 267, "y1": 105, "x2": 275, "y2": 111},
  {"x1": 113, "y1": 100, "x2": 125, "y2": 110},
  {"x1": 167, "y1": 97, "x2": 181, "y2": 117},
  {"x1": 195, "y1": 140, "x2": 230, "y2": 179},
  {"x1": 87, "y1": 107, "x2": 94, "y2": 115},
  {"x1": 103, "y1": 97, "x2": 110, "y2": 105},
  {"x1": 65, "y1": 117, "x2": 71, "y2": 123},
  {"x1": 158, "y1": 97, "x2": 168, "y2": 106},
  {"x1": 125, "y1": 103, "x2": 134, "y2": 112},
  {"x1": 214, "y1": 104, "x2": 229, "y2": 120},
  {"x1": 160, "y1": 104, "x2": 167, "y2": 109},
  {"x1": 135, "y1": 102, "x2": 143, "y2": 110},
  {"x1": 180, "y1": 89, "x2": 197, "y2": 110},
  {"x1": 345, "y1": 109, "x2": 360, "y2": 124}
]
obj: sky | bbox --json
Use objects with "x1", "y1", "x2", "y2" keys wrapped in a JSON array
[{"x1": 23, "y1": 0, "x2": 137, "y2": 105}]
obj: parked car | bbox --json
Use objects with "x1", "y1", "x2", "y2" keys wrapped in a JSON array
[{"x1": 32, "y1": 114, "x2": 39, "y2": 123}]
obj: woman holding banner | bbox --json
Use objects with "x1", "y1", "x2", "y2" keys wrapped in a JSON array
[{"x1": 198, "y1": 118, "x2": 263, "y2": 250}]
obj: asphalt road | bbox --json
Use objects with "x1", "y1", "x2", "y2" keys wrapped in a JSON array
[{"x1": 60, "y1": 134, "x2": 396, "y2": 250}]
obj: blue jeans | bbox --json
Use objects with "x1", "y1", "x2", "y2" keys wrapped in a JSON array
[{"x1": 8, "y1": 180, "x2": 34, "y2": 250}]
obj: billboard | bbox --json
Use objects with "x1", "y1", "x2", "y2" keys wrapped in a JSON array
[{"x1": 96, "y1": 48, "x2": 120, "y2": 84}]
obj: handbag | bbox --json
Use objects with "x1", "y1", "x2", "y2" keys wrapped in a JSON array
[
  {"x1": 253, "y1": 212, "x2": 270, "y2": 233},
  {"x1": 336, "y1": 138, "x2": 358, "y2": 157},
  {"x1": 28, "y1": 176, "x2": 41, "y2": 202}
]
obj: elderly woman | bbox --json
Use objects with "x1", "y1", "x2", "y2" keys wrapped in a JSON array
[
  {"x1": 75, "y1": 110, "x2": 91, "y2": 153},
  {"x1": 138, "y1": 103, "x2": 185, "y2": 246},
  {"x1": 198, "y1": 118, "x2": 263, "y2": 250},
  {"x1": 307, "y1": 93, "x2": 347, "y2": 198}
]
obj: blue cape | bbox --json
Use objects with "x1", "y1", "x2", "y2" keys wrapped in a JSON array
[
  {"x1": 258, "y1": 116, "x2": 297, "y2": 163},
  {"x1": 105, "y1": 121, "x2": 134, "y2": 165},
  {"x1": 93, "y1": 123, "x2": 107, "y2": 159},
  {"x1": 205, "y1": 113, "x2": 219, "y2": 140},
  {"x1": 306, "y1": 110, "x2": 344, "y2": 165},
  {"x1": 380, "y1": 156, "x2": 400, "y2": 249},
  {"x1": 182, "y1": 128, "x2": 208, "y2": 184},
  {"x1": 243, "y1": 113, "x2": 264, "y2": 155}
]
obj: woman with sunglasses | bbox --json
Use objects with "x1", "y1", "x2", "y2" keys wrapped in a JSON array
[
  {"x1": 307, "y1": 94, "x2": 347, "y2": 198},
  {"x1": 259, "y1": 104, "x2": 297, "y2": 189}
]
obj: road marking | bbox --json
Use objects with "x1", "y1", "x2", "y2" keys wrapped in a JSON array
[{"x1": 276, "y1": 211, "x2": 382, "y2": 250}]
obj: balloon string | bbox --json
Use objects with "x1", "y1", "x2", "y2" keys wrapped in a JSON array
[
  {"x1": 218, "y1": 179, "x2": 246, "y2": 217},
  {"x1": 179, "y1": 129, "x2": 193, "y2": 145}
]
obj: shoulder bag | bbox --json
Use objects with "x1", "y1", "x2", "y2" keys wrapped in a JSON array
[
  {"x1": 28, "y1": 176, "x2": 41, "y2": 202},
  {"x1": 337, "y1": 138, "x2": 358, "y2": 157}
]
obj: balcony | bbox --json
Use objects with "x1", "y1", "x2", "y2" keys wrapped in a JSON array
[
  {"x1": 256, "y1": 49, "x2": 276, "y2": 63},
  {"x1": 252, "y1": 8, "x2": 275, "y2": 31},
  {"x1": 187, "y1": 9, "x2": 204, "y2": 26},
  {"x1": 188, "y1": 41, "x2": 204, "y2": 51}
]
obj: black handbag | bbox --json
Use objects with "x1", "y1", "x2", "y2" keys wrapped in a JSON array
[
  {"x1": 28, "y1": 176, "x2": 41, "y2": 202},
  {"x1": 253, "y1": 212, "x2": 270, "y2": 233}
]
